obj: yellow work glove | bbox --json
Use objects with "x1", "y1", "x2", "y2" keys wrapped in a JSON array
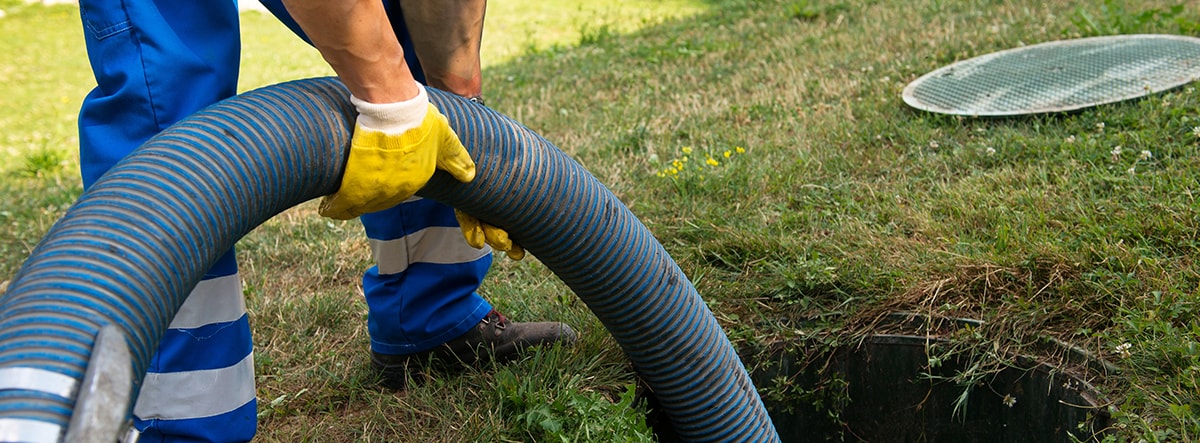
[
  {"x1": 455, "y1": 210, "x2": 526, "y2": 260},
  {"x1": 319, "y1": 82, "x2": 475, "y2": 220}
]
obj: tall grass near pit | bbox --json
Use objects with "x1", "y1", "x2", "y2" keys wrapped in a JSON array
[{"x1": 3, "y1": 0, "x2": 1200, "y2": 441}]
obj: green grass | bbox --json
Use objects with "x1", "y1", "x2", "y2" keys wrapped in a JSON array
[{"x1": 3, "y1": 0, "x2": 1200, "y2": 441}]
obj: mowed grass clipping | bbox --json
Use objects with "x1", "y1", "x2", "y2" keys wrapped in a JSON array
[{"x1": 3, "y1": 0, "x2": 1200, "y2": 441}]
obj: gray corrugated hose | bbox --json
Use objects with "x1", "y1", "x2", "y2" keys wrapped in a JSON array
[{"x1": 0, "y1": 77, "x2": 779, "y2": 442}]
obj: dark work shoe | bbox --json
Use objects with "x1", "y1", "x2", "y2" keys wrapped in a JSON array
[{"x1": 371, "y1": 309, "x2": 577, "y2": 389}]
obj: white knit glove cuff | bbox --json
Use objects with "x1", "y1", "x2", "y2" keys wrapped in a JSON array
[{"x1": 350, "y1": 81, "x2": 428, "y2": 135}]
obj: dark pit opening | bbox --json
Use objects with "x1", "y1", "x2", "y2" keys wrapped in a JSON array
[{"x1": 643, "y1": 314, "x2": 1114, "y2": 442}]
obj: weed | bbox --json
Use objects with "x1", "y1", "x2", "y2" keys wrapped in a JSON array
[
  {"x1": 13, "y1": 147, "x2": 69, "y2": 178},
  {"x1": 579, "y1": 22, "x2": 617, "y2": 46},
  {"x1": 787, "y1": 0, "x2": 849, "y2": 22},
  {"x1": 761, "y1": 371, "x2": 850, "y2": 424},
  {"x1": 494, "y1": 368, "x2": 655, "y2": 442},
  {"x1": 653, "y1": 144, "x2": 747, "y2": 199}
]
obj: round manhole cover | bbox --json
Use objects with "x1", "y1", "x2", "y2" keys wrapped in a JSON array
[{"x1": 903, "y1": 34, "x2": 1200, "y2": 116}]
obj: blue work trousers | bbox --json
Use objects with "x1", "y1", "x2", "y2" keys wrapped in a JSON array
[{"x1": 76, "y1": 0, "x2": 492, "y2": 440}]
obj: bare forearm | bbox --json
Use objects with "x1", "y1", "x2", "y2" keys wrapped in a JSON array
[
  {"x1": 398, "y1": 0, "x2": 487, "y2": 97},
  {"x1": 281, "y1": 0, "x2": 419, "y2": 103}
]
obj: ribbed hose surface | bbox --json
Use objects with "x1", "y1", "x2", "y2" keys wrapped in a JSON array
[{"x1": 0, "y1": 77, "x2": 778, "y2": 442}]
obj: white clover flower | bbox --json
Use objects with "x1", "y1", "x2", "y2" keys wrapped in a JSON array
[
  {"x1": 1192, "y1": 126, "x2": 1200, "y2": 139},
  {"x1": 1065, "y1": 135, "x2": 1076, "y2": 143},
  {"x1": 1096, "y1": 122, "x2": 1106, "y2": 131},
  {"x1": 1111, "y1": 145, "x2": 1122, "y2": 156},
  {"x1": 1116, "y1": 342, "x2": 1132, "y2": 359},
  {"x1": 986, "y1": 147, "x2": 996, "y2": 156},
  {"x1": 1139, "y1": 150, "x2": 1152, "y2": 161},
  {"x1": 1127, "y1": 166, "x2": 1136, "y2": 175},
  {"x1": 929, "y1": 140, "x2": 939, "y2": 149},
  {"x1": 1002, "y1": 394, "x2": 1017, "y2": 408}
]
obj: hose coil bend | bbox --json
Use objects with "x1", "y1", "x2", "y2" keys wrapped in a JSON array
[{"x1": 0, "y1": 78, "x2": 778, "y2": 442}]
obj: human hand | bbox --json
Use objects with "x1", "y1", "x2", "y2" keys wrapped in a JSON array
[
  {"x1": 319, "y1": 83, "x2": 475, "y2": 219},
  {"x1": 455, "y1": 210, "x2": 526, "y2": 260}
]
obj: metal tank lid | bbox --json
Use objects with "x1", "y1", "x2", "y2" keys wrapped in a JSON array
[{"x1": 902, "y1": 34, "x2": 1200, "y2": 116}]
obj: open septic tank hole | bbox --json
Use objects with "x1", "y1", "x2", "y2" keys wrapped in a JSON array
[{"x1": 643, "y1": 313, "x2": 1115, "y2": 442}]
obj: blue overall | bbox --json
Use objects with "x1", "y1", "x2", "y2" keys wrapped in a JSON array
[{"x1": 76, "y1": 0, "x2": 493, "y2": 440}]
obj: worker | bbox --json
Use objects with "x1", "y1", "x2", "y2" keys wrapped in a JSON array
[{"x1": 75, "y1": 0, "x2": 575, "y2": 440}]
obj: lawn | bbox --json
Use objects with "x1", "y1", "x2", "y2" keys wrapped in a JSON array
[{"x1": 1, "y1": 0, "x2": 1199, "y2": 441}]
